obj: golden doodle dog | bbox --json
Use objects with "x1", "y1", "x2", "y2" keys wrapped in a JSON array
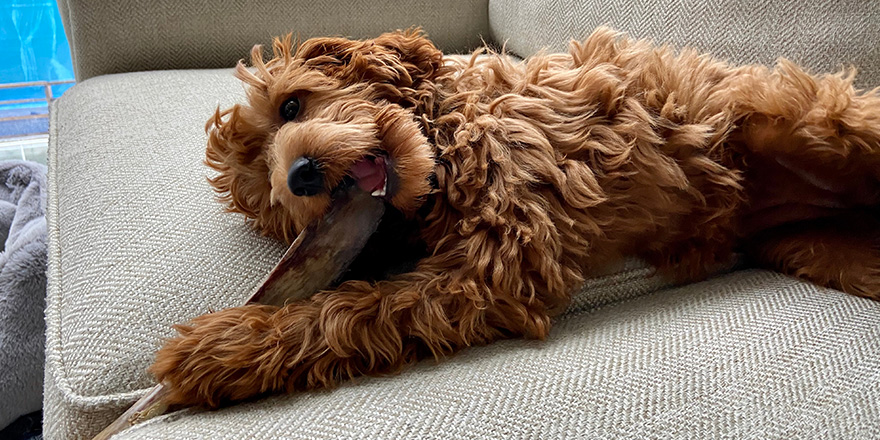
[{"x1": 151, "y1": 28, "x2": 880, "y2": 407}]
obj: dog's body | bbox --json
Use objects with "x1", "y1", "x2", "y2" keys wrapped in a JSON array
[{"x1": 151, "y1": 29, "x2": 880, "y2": 407}]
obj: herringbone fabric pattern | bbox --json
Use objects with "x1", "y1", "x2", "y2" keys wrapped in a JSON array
[
  {"x1": 44, "y1": 69, "x2": 290, "y2": 440},
  {"x1": 60, "y1": 0, "x2": 491, "y2": 80},
  {"x1": 45, "y1": 68, "x2": 675, "y2": 440},
  {"x1": 46, "y1": 2, "x2": 880, "y2": 438},
  {"x1": 489, "y1": 0, "x2": 880, "y2": 88},
  {"x1": 111, "y1": 271, "x2": 880, "y2": 440}
]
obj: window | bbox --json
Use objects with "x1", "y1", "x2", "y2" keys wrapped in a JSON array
[{"x1": 0, "y1": 0, "x2": 74, "y2": 164}]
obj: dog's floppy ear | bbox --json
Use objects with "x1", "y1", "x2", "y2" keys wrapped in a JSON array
[
  {"x1": 204, "y1": 105, "x2": 298, "y2": 242},
  {"x1": 296, "y1": 29, "x2": 443, "y2": 91}
]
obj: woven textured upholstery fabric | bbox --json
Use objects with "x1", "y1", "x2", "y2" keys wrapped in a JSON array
[
  {"x1": 489, "y1": 0, "x2": 880, "y2": 88},
  {"x1": 46, "y1": 4, "x2": 880, "y2": 437},
  {"x1": 44, "y1": 69, "x2": 291, "y2": 440},
  {"x1": 110, "y1": 270, "x2": 880, "y2": 440},
  {"x1": 58, "y1": 0, "x2": 490, "y2": 80}
]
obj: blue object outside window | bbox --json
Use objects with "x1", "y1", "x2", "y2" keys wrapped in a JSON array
[{"x1": 0, "y1": 0, "x2": 75, "y2": 140}]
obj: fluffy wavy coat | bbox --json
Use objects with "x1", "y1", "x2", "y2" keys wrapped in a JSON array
[{"x1": 152, "y1": 28, "x2": 880, "y2": 408}]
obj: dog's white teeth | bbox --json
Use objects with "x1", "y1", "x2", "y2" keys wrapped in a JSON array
[{"x1": 371, "y1": 179, "x2": 388, "y2": 198}]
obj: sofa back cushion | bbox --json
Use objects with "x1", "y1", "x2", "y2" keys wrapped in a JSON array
[
  {"x1": 489, "y1": 0, "x2": 880, "y2": 87},
  {"x1": 59, "y1": 0, "x2": 490, "y2": 80},
  {"x1": 62, "y1": 0, "x2": 880, "y2": 87}
]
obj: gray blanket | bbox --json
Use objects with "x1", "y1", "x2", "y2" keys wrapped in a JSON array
[{"x1": 0, "y1": 161, "x2": 47, "y2": 429}]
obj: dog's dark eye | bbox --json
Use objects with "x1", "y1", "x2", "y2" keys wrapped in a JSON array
[{"x1": 280, "y1": 97, "x2": 301, "y2": 121}]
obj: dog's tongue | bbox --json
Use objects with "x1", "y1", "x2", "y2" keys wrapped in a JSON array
[{"x1": 350, "y1": 156, "x2": 387, "y2": 193}]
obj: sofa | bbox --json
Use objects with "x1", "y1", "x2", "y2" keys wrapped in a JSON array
[{"x1": 46, "y1": 1, "x2": 880, "y2": 439}]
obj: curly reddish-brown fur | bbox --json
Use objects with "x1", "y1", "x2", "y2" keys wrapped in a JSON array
[{"x1": 152, "y1": 28, "x2": 880, "y2": 408}]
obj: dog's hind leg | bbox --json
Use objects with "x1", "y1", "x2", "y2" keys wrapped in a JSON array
[
  {"x1": 735, "y1": 66, "x2": 880, "y2": 210},
  {"x1": 745, "y1": 212, "x2": 880, "y2": 300}
]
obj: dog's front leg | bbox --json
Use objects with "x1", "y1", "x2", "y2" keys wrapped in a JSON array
[{"x1": 150, "y1": 265, "x2": 555, "y2": 408}]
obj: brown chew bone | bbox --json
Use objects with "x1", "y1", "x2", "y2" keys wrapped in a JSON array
[
  {"x1": 250, "y1": 188, "x2": 386, "y2": 306},
  {"x1": 91, "y1": 187, "x2": 385, "y2": 440}
]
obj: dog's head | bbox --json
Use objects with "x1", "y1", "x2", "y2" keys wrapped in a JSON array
[{"x1": 205, "y1": 30, "x2": 441, "y2": 242}]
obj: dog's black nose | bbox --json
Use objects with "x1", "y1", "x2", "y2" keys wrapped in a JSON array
[{"x1": 287, "y1": 157, "x2": 325, "y2": 197}]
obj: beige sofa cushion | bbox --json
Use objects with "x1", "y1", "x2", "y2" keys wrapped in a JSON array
[
  {"x1": 44, "y1": 66, "x2": 671, "y2": 440},
  {"x1": 58, "y1": 0, "x2": 491, "y2": 80},
  {"x1": 114, "y1": 271, "x2": 880, "y2": 439},
  {"x1": 489, "y1": 0, "x2": 880, "y2": 88},
  {"x1": 44, "y1": 69, "x2": 290, "y2": 440}
]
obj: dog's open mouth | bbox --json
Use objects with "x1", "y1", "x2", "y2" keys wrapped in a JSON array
[
  {"x1": 296, "y1": 153, "x2": 424, "y2": 288},
  {"x1": 350, "y1": 155, "x2": 388, "y2": 197},
  {"x1": 333, "y1": 154, "x2": 425, "y2": 284},
  {"x1": 346, "y1": 154, "x2": 398, "y2": 200}
]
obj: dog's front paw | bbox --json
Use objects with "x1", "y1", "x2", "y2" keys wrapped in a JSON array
[{"x1": 149, "y1": 304, "x2": 292, "y2": 408}]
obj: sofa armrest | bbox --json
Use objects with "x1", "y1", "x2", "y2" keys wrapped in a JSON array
[{"x1": 58, "y1": 0, "x2": 491, "y2": 80}]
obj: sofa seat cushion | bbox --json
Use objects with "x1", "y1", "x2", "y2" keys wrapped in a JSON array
[
  {"x1": 115, "y1": 270, "x2": 880, "y2": 439},
  {"x1": 45, "y1": 66, "x2": 670, "y2": 440},
  {"x1": 45, "y1": 69, "x2": 294, "y2": 440}
]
